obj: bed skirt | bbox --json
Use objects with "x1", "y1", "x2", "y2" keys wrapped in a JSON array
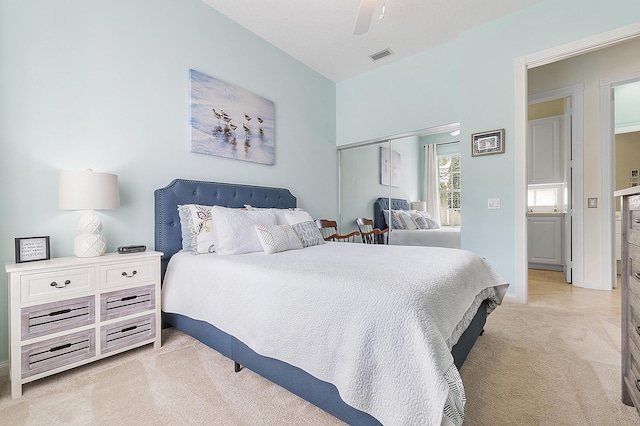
[{"x1": 162, "y1": 299, "x2": 488, "y2": 425}]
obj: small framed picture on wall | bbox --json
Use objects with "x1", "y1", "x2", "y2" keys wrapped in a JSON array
[{"x1": 471, "y1": 129, "x2": 505, "y2": 157}]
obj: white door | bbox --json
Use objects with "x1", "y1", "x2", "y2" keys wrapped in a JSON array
[{"x1": 563, "y1": 99, "x2": 572, "y2": 283}]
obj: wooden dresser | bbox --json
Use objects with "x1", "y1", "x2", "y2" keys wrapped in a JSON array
[
  {"x1": 616, "y1": 186, "x2": 640, "y2": 412},
  {"x1": 5, "y1": 251, "x2": 162, "y2": 399}
]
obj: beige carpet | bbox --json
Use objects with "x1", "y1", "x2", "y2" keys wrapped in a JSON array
[{"x1": 1, "y1": 270, "x2": 638, "y2": 425}]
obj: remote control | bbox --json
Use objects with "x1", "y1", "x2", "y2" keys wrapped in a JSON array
[{"x1": 117, "y1": 245, "x2": 146, "y2": 254}]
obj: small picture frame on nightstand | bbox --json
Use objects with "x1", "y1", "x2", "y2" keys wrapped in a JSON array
[{"x1": 15, "y1": 236, "x2": 51, "y2": 263}]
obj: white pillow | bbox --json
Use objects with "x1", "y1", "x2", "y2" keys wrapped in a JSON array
[
  {"x1": 178, "y1": 204, "x2": 217, "y2": 254},
  {"x1": 211, "y1": 206, "x2": 277, "y2": 255},
  {"x1": 254, "y1": 224, "x2": 303, "y2": 254},
  {"x1": 282, "y1": 210, "x2": 315, "y2": 226},
  {"x1": 417, "y1": 210, "x2": 433, "y2": 220},
  {"x1": 244, "y1": 205, "x2": 305, "y2": 225}
]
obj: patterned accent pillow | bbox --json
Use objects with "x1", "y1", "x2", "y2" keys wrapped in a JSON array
[
  {"x1": 291, "y1": 221, "x2": 325, "y2": 247},
  {"x1": 383, "y1": 209, "x2": 401, "y2": 229},
  {"x1": 410, "y1": 212, "x2": 430, "y2": 229},
  {"x1": 417, "y1": 210, "x2": 441, "y2": 229},
  {"x1": 254, "y1": 224, "x2": 303, "y2": 254},
  {"x1": 178, "y1": 204, "x2": 217, "y2": 254},
  {"x1": 394, "y1": 210, "x2": 418, "y2": 230}
]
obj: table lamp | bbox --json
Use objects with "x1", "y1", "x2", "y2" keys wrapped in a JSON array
[
  {"x1": 411, "y1": 201, "x2": 427, "y2": 211},
  {"x1": 59, "y1": 170, "x2": 120, "y2": 257}
]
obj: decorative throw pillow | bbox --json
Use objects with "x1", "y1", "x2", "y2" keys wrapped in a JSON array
[
  {"x1": 410, "y1": 212, "x2": 430, "y2": 229},
  {"x1": 291, "y1": 221, "x2": 325, "y2": 247},
  {"x1": 211, "y1": 206, "x2": 277, "y2": 255},
  {"x1": 425, "y1": 218, "x2": 441, "y2": 229},
  {"x1": 178, "y1": 204, "x2": 217, "y2": 254},
  {"x1": 395, "y1": 210, "x2": 418, "y2": 230},
  {"x1": 254, "y1": 224, "x2": 303, "y2": 254},
  {"x1": 417, "y1": 210, "x2": 440, "y2": 229},
  {"x1": 383, "y1": 209, "x2": 400, "y2": 229}
]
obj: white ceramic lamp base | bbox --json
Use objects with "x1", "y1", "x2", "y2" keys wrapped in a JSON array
[{"x1": 74, "y1": 210, "x2": 106, "y2": 257}]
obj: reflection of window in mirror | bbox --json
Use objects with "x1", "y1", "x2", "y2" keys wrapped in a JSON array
[{"x1": 438, "y1": 154, "x2": 461, "y2": 226}]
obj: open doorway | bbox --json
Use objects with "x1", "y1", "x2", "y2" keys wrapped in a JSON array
[
  {"x1": 600, "y1": 74, "x2": 640, "y2": 288},
  {"x1": 526, "y1": 95, "x2": 574, "y2": 284},
  {"x1": 514, "y1": 24, "x2": 640, "y2": 304}
]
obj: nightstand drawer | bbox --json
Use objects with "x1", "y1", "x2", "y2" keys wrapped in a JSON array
[
  {"x1": 21, "y1": 329, "x2": 95, "y2": 378},
  {"x1": 101, "y1": 260, "x2": 154, "y2": 289},
  {"x1": 21, "y1": 296, "x2": 95, "y2": 340},
  {"x1": 101, "y1": 313, "x2": 156, "y2": 354},
  {"x1": 631, "y1": 210, "x2": 640, "y2": 231},
  {"x1": 100, "y1": 285, "x2": 155, "y2": 321},
  {"x1": 20, "y1": 268, "x2": 94, "y2": 303}
]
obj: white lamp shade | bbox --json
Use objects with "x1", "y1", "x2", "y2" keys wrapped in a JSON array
[
  {"x1": 411, "y1": 201, "x2": 427, "y2": 211},
  {"x1": 59, "y1": 170, "x2": 120, "y2": 210}
]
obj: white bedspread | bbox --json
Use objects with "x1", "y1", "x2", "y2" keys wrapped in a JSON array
[
  {"x1": 389, "y1": 227, "x2": 461, "y2": 249},
  {"x1": 162, "y1": 243, "x2": 507, "y2": 425}
]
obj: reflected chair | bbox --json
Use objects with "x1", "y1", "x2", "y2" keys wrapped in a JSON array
[
  {"x1": 315, "y1": 219, "x2": 360, "y2": 242},
  {"x1": 356, "y1": 217, "x2": 389, "y2": 244}
]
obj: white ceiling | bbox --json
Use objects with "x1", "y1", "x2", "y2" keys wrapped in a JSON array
[{"x1": 201, "y1": 0, "x2": 545, "y2": 82}]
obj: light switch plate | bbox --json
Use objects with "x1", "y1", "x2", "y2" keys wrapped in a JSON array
[
  {"x1": 588, "y1": 198, "x2": 597, "y2": 208},
  {"x1": 488, "y1": 198, "x2": 501, "y2": 209}
]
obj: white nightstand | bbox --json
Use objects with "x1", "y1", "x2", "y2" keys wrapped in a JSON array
[{"x1": 5, "y1": 250, "x2": 162, "y2": 399}]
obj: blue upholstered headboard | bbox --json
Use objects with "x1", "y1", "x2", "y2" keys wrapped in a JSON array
[
  {"x1": 373, "y1": 197, "x2": 410, "y2": 230},
  {"x1": 154, "y1": 179, "x2": 296, "y2": 279}
]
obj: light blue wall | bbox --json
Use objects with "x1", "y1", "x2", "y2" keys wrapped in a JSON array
[
  {"x1": 336, "y1": 0, "x2": 640, "y2": 293},
  {"x1": 0, "y1": 0, "x2": 336, "y2": 364}
]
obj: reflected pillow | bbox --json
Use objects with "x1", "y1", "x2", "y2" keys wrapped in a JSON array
[
  {"x1": 410, "y1": 212, "x2": 430, "y2": 229},
  {"x1": 394, "y1": 210, "x2": 417, "y2": 230}
]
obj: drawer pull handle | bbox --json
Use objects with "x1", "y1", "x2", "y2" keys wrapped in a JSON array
[
  {"x1": 49, "y1": 309, "x2": 72, "y2": 317},
  {"x1": 121, "y1": 326, "x2": 137, "y2": 333},
  {"x1": 121, "y1": 295, "x2": 137, "y2": 302},
  {"x1": 635, "y1": 272, "x2": 640, "y2": 281},
  {"x1": 50, "y1": 343, "x2": 72, "y2": 352},
  {"x1": 121, "y1": 270, "x2": 137, "y2": 278},
  {"x1": 50, "y1": 280, "x2": 71, "y2": 288},
  {"x1": 635, "y1": 219, "x2": 640, "y2": 224}
]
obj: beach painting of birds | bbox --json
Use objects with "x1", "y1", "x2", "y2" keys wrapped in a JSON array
[{"x1": 189, "y1": 69, "x2": 275, "y2": 165}]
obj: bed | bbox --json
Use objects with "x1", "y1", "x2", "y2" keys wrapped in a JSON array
[
  {"x1": 374, "y1": 197, "x2": 461, "y2": 249},
  {"x1": 155, "y1": 179, "x2": 507, "y2": 425}
]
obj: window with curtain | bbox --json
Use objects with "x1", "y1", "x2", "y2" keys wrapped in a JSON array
[{"x1": 439, "y1": 154, "x2": 461, "y2": 226}]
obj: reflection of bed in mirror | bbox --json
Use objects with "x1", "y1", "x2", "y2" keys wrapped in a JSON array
[
  {"x1": 157, "y1": 179, "x2": 506, "y2": 426},
  {"x1": 374, "y1": 197, "x2": 461, "y2": 249}
]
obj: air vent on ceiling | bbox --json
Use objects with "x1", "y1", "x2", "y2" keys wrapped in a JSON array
[{"x1": 369, "y1": 48, "x2": 394, "y2": 62}]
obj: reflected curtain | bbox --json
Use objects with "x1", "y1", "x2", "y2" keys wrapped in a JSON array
[{"x1": 424, "y1": 144, "x2": 442, "y2": 224}]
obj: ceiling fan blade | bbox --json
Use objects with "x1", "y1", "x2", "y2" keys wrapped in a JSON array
[{"x1": 353, "y1": 0, "x2": 376, "y2": 35}]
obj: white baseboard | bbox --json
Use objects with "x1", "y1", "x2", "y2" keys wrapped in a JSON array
[
  {"x1": 502, "y1": 293, "x2": 519, "y2": 304},
  {"x1": 0, "y1": 360, "x2": 8, "y2": 377}
]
